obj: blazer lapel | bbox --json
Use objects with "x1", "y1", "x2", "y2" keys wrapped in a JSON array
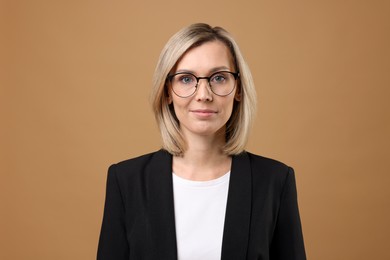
[
  {"x1": 146, "y1": 150, "x2": 178, "y2": 260},
  {"x1": 221, "y1": 152, "x2": 252, "y2": 260}
]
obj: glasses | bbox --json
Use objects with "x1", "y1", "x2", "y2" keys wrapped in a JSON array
[{"x1": 167, "y1": 71, "x2": 239, "y2": 98}]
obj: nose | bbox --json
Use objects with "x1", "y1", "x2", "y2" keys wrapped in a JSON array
[{"x1": 195, "y1": 79, "x2": 213, "y2": 101}]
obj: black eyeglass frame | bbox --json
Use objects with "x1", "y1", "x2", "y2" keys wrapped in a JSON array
[{"x1": 166, "y1": 70, "x2": 240, "y2": 98}]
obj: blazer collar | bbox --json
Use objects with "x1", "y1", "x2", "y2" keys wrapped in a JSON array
[{"x1": 146, "y1": 150, "x2": 252, "y2": 260}]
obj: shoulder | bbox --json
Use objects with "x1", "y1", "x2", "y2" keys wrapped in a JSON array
[
  {"x1": 242, "y1": 151, "x2": 294, "y2": 185},
  {"x1": 245, "y1": 151, "x2": 290, "y2": 173},
  {"x1": 114, "y1": 150, "x2": 163, "y2": 168},
  {"x1": 108, "y1": 149, "x2": 171, "y2": 180}
]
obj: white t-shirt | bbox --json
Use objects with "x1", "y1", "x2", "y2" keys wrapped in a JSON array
[{"x1": 172, "y1": 172, "x2": 230, "y2": 260}]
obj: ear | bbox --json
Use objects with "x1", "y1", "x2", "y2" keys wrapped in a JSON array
[
  {"x1": 234, "y1": 90, "x2": 241, "y2": 101},
  {"x1": 165, "y1": 82, "x2": 173, "y2": 104},
  {"x1": 167, "y1": 90, "x2": 173, "y2": 104}
]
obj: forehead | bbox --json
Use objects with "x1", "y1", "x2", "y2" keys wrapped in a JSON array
[{"x1": 175, "y1": 40, "x2": 234, "y2": 73}]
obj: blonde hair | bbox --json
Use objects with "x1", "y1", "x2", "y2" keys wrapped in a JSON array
[{"x1": 150, "y1": 23, "x2": 257, "y2": 156}]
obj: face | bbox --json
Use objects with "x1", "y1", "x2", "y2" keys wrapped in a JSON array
[{"x1": 168, "y1": 40, "x2": 239, "y2": 140}]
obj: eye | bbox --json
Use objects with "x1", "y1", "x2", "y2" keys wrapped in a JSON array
[
  {"x1": 177, "y1": 74, "x2": 195, "y2": 84},
  {"x1": 210, "y1": 73, "x2": 227, "y2": 84}
]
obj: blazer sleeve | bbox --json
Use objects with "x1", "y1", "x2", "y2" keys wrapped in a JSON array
[
  {"x1": 97, "y1": 164, "x2": 129, "y2": 260},
  {"x1": 270, "y1": 167, "x2": 306, "y2": 260}
]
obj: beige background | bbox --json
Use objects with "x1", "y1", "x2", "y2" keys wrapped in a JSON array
[{"x1": 1, "y1": 0, "x2": 389, "y2": 259}]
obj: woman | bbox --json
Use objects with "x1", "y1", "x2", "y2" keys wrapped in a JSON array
[{"x1": 97, "y1": 23, "x2": 306, "y2": 260}]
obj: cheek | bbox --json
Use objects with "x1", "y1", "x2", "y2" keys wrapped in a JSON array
[
  {"x1": 171, "y1": 98, "x2": 187, "y2": 118},
  {"x1": 226, "y1": 98, "x2": 236, "y2": 113}
]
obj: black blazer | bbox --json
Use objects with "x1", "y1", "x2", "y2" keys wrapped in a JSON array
[{"x1": 97, "y1": 150, "x2": 306, "y2": 260}]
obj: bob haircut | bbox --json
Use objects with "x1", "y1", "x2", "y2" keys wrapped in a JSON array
[{"x1": 151, "y1": 23, "x2": 257, "y2": 156}]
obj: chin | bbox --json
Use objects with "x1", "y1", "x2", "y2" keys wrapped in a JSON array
[{"x1": 191, "y1": 125, "x2": 226, "y2": 137}]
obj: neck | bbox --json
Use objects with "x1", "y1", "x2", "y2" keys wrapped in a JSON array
[{"x1": 172, "y1": 130, "x2": 231, "y2": 181}]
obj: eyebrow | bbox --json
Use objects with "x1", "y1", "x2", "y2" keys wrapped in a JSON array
[{"x1": 175, "y1": 66, "x2": 232, "y2": 75}]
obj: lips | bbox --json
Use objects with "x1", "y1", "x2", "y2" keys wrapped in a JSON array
[
  {"x1": 191, "y1": 109, "x2": 217, "y2": 113},
  {"x1": 190, "y1": 109, "x2": 218, "y2": 118}
]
